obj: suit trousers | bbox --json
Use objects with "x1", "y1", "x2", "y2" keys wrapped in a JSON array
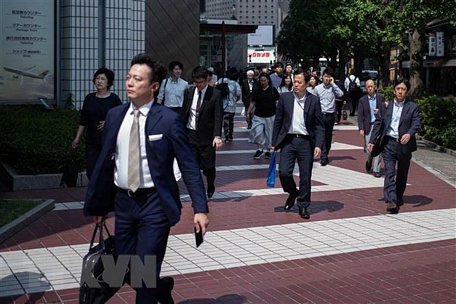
[
  {"x1": 364, "y1": 128, "x2": 382, "y2": 173},
  {"x1": 382, "y1": 137, "x2": 411, "y2": 204},
  {"x1": 279, "y1": 135, "x2": 314, "y2": 209},
  {"x1": 321, "y1": 113, "x2": 335, "y2": 161},
  {"x1": 223, "y1": 112, "x2": 235, "y2": 139},
  {"x1": 115, "y1": 190, "x2": 171, "y2": 304}
]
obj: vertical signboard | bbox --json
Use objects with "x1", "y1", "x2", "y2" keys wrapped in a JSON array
[
  {"x1": 0, "y1": 0, "x2": 54, "y2": 102},
  {"x1": 428, "y1": 32, "x2": 436, "y2": 56},
  {"x1": 436, "y1": 32, "x2": 444, "y2": 57}
]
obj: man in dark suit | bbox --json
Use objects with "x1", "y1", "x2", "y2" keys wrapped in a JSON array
[
  {"x1": 358, "y1": 79, "x2": 385, "y2": 177},
  {"x1": 84, "y1": 53, "x2": 209, "y2": 304},
  {"x1": 368, "y1": 77, "x2": 420, "y2": 214},
  {"x1": 181, "y1": 66, "x2": 224, "y2": 198},
  {"x1": 272, "y1": 69, "x2": 325, "y2": 219},
  {"x1": 241, "y1": 69, "x2": 257, "y2": 129}
]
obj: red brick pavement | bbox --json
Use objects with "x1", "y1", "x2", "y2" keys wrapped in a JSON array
[{"x1": 1, "y1": 119, "x2": 455, "y2": 303}]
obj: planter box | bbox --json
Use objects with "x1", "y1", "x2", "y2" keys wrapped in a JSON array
[
  {"x1": 0, "y1": 199, "x2": 55, "y2": 243},
  {"x1": 0, "y1": 160, "x2": 88, "y2": 191}
]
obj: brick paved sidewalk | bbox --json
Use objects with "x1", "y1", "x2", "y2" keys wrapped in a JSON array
[{"x1": 1, "y1": 111, "x2": 455, "y2": 303}]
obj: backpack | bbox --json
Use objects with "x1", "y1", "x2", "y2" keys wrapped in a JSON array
[
  {"x1": 348, "y1": 76, "x2": 359, "y2": 93},
  {"x1": 216, "y1": 78, "x2": 230, "y2": 98}
]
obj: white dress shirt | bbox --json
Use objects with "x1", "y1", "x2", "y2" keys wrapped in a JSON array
[
  {"x1": 115, "y1": 100, "x2": 154, "y2": 189},
  {"x1": 387, "y1": 100, "x2": 404, "y2": 139},
  {"x1": 187, "y1": 85, "x2": 208, "y2": 130},
  {"x1": 288, "y1": 93, "x2": 308, "y2": 135}
]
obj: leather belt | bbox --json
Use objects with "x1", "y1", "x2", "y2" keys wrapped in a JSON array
[
  {"x1": 386, "y1": 136, "x2": 400, "y2": 143},
  {"x1": 287, "y1": 133, "x2": 310, "y2": 139},
  {"x1": 323, "y1": 112, "x2": 335, "y2": 115},
  {"x1": 117, "y1": 187, "x2": 156, "y2": 197}
]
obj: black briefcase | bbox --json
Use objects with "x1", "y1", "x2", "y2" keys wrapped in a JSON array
[{"x1": 79, "y1": 223, "x2": 118, "y2": 304}]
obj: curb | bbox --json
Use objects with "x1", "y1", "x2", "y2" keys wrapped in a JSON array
[
  {"x1": 0, "y1": 199, "x2": 55, "y2": 244},
  {"x1": 416, "y1": 136, "x2": 456, "y2": 157}
]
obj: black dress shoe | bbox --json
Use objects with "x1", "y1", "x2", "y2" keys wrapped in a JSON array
[
  {"x1": 365, "y1": 159, "x2": 372, "y2": 172},
  {"x1": 299, "y1": 207, "x2": 310, "y2": 219},
  {"x1": 207, "y1": 184, "x2": 215, "y2": 198},
  {"x1": 386, "y1": 201, "x2": 399, "y2": 214},
  {"x1": 284, "y1": 191, "x2": 298, "y2": 211},
  {"x1": 320, "y1": 159, "x2": 329, "y2": 166},
  {"x1": 157, "y1": 276, "x2": 174, "y2": 304}
]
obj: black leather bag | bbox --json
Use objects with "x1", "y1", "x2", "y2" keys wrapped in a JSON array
[
  {"x1": 370, "y1": 122, "x2": 384, "y2": 158},
  {"x1": 79, "y1": 224, "x2": 118, "y2": 304}
]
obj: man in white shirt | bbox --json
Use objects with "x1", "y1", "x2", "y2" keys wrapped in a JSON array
[{"x1": 157, "y1": 61, "x2": 188, "y2": 113}]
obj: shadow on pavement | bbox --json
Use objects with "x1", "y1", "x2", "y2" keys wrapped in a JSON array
[
  {"x1": 0, "y1": 271, "x2": 46, "y2": 303},
  {"x1": 179, "y1": 294, "x2": 247, "y2": 304},
  {"x1": 404, "y1": 194, "x2": 433, "y2": 207},
  {"x1": 273, "y1": 200, "x2": 344, "y2": 215}
]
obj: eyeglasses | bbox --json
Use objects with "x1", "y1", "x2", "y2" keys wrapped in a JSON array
[{"x1": 95, "y1": 76, "x2": 108, "y2": 81}]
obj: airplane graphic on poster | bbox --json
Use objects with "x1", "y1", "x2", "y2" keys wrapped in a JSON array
[{"x1": 4, "y1": 66, "x2": 50, "y2": 79}]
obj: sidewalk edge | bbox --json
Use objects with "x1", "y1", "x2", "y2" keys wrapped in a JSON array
[{"x1": 0, "y1": 199, "x2": 55, "y2": 244}]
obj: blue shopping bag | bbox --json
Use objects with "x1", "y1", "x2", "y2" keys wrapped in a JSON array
[{"x1": 266, "y1": 152, "x2": 277, "y2": 188}]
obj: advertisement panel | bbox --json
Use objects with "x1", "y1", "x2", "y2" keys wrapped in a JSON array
[
  {"x1": 0, "y1": 0, "x2": 54, "y2": 102},
  {"x1": 247, "y1": 47, "x2": 276, "y2": 64}
]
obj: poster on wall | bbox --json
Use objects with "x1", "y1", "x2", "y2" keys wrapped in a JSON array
[{"x1": 0, "y1": 0, "x2": 54, "y2": 102}]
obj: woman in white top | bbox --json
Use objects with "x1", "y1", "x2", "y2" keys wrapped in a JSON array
[
  {"x1": 278, "y1": 75, "x2": 292, "y2": 94},
  {"x1": 306, "y1": 75, "x2": 319, "y2": 95}
]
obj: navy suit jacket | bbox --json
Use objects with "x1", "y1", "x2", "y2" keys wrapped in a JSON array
[
  {"x1": 357, "y1": 94, "x2": 385, "y2": 135},
  {"x1": 272, "y1": 91, "x2": 325, "y2": 150},
  {"x1": 84, "y1": 102, "x2": 208, "y2": 226},
  {"x1": 370, "y1": 99, "x2": 420, "y2": 154}
]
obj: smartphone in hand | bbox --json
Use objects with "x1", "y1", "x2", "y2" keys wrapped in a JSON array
[{"x1": 194, "y1": 227, "x2": 204, "y2": 248}]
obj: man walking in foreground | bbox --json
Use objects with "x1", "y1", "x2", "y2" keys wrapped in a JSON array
[
  {"x1": 272, "y1": 69, "x2": 325, "y2": 219},
  {"x1": 84, "y1": 53, "x2": 209, "y2": 304}
]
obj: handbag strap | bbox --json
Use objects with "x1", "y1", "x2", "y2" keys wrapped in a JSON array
[{"x1": 88, "y1": 222, "x2": 112, "y2": 250}]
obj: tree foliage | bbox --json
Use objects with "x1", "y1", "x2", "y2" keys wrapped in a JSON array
[{"x1": 278, "y1": 0, "x2": 456, "y2": 96}]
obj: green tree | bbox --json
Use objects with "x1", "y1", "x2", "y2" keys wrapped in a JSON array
[
  {"x1": 277, "y1": 0, "x2": 340, "y2": 72},
  {"x1": 389, "y1": 0, "x2": 456, "y2": 98}
]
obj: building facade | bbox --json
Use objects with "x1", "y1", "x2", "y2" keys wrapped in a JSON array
[{"x1": 60, "y1": 0, "x2": 145, "y2": 109}]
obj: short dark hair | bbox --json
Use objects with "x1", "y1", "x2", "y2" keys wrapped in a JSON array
[
  {"x1": 274, "y1": 62, "x2": 283, "y2": 69},
  {"x1": 393, "y1": 77, "x2": 410, "y2": 90},
  {"x1": 322, "y1": 68, "x2": 334, "y2": 77},
  {"x1": 93, "y1": 67, "x2": 115, "y2": 89},
  {"x1": 226, "y1": 67, "x2": 239, "y2": 81},
  {"x1": 292, "y1": 68, "x2": 310, "y2": 83},
  {"x1": 168, "y1": 61, "x2": 183, "y2": 71},
  {"x1": 192, "y1": 66, "x2": 209, "y2": 80},
  {"x1": 130, "y1": 53, "x2": 166, "y2": 85}
]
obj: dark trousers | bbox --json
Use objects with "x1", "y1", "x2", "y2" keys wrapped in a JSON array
[
  {"x1": 382, "y1": 137, "x2": 411, "y2": 203},
  {"x1": 321, "y1": 113, "x2": 336, "y2": 162},
  {"x1": 279, "y1": 135, "x2": 314, "y2": 209},
  {"x1": 85, "y1": 143, "x2": 101, "y2": 179},
  {"x1": 349, "y1": 92, "x2": 360, "y2": 115},
  {"x1": 114, "y1": 190, "x2": 171, "y2": 304},
  {"x1": 188, "y1": 130, "x2": 216, "y2": 188},
  {"x1": 335, "y1": 99, "x2": 344, "y2": 123},
  {"x1": 223, "y1": 112, "x2": 235, "y2": 139}
]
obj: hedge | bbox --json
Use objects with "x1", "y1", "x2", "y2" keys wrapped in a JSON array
[
  {"x1": 0, "y1": 105, "x2": 85, "y2": 174},
  {"x1": 416, "y1": 96, "x2": 456, "y2": 150}
]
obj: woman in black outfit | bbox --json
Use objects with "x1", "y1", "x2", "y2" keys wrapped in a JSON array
[
  {"x1": 72, "y1": 68, "x2": 121, "y2": 179},
  {"x1": 246, "y1": 72, "x2": 280, "y2": 160}
]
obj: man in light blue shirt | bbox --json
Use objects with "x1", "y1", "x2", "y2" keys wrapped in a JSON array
[
  {"x1": 314, "y1": 68, "x2": 344, "y2": 165},
  {"x1": 157, "y1": 61, "x2": 188, "y2": 113}
]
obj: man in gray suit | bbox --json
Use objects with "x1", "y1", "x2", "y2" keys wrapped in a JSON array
[{"x1": 272, "y1": 69, "x2": 325, "y2": 219}]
